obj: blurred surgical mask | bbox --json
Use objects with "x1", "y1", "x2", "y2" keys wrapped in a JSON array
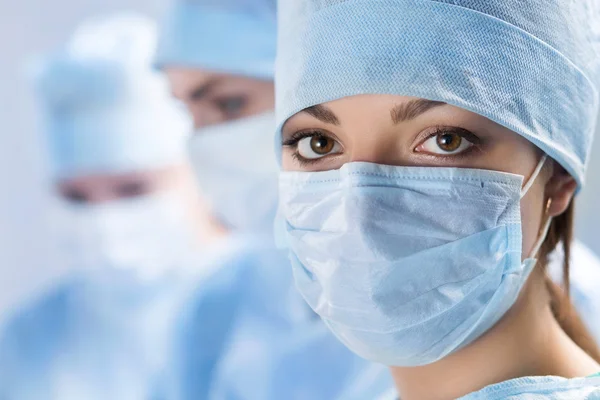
[
  {"x1": 66, "y1": 192, "x2": 197, "y2": 282},
  {"x1": 187, "y1": 112, "x2": 279, "y2": 233}
]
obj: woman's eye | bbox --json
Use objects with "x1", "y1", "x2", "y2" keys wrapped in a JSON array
[
  {"x1": 297, "y1": 135, "x2": 342, "y2": 159},
  {"x1": 115, "y1": 181, "x2": 151, "y2": 199},
  {"x1": 62, "y1": 189, "x2": 90, "y2": 205},
  {"x1": 416, "y1": 131, "x2": 476, "y2": 156}
]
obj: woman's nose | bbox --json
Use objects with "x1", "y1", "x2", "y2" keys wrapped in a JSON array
[{"x1": 347, "y1": 134, "x2": 408, "y2": 166}]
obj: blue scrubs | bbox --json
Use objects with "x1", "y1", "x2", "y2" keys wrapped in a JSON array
[
  {"x1": 461, "y1": 376, "x2": 600, "y2": 399},
  {"x1": 379, "y1": 376, "x2": 600, "y2": 399},
  {"x1": 167, "y1": 235, "x2": 394, "y2": 400},
  {"x1": 0, "y1": 237, "x2": 394, "y2": 400},
  {"x1": 0, "y1": 269, "x2": 198, "y2": 399}
]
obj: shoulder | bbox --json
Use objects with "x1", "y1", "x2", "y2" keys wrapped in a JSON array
[
  {"x1": 187, "y1": 233, "x2": 291, "y2": 292},
  {"x1": 460, "y1": 376, "x2": 600, "y2": 399},
  {"x1": 1, "y1": 279, "x2": 79, "y2": 346},
  {"x1": 0, "y1": 279, "x2": 80, "y2": 389},
  {"x1": 219, "y1": 233, "x2": 290, "y2": 266},
  {"x1": 199, "y1": 233, "x2": 288, "y2": 270},
  {"x1": 178, "y1": 233, "x2": 295, "y2": 317}
]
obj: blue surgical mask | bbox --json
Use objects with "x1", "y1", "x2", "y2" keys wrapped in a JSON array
[
  {"x1": 188, "y1": 112, "x2": 279, "y2": 233},
  {"x1": 65, "y1": 192, "x2": 199, "y2": 282},
  {"x1": 277, "y1": 157, "x2": 550, "y2": 367}
]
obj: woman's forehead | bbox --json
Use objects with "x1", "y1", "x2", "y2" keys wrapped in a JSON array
[{"x1": 287, "y1": 95, "x2": 480, "y2": 126}]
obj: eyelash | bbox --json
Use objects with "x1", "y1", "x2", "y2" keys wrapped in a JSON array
[
  {"x1": 282, "y1": 127, "x2": 482, "y2": 166},
  {"x1": 418, "y1": 126, "x2": 483, "y2": 158},
  {"x1": 282, "y1": 130, "x2": 336, "y2": 166},
  {"x1": 281, "y1": 130, "x2": 322, "y2": 147}
]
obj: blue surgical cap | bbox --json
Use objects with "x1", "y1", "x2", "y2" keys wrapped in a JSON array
[
  {"x1": 276, "y1": 0, "x2": 600, "y2": 188},
  {"x1": 155, "y1": 0, "x2": 277, "y2": 80},
  {"x1": 34, "y1": 13, "x2": 191, "y2": 180}
]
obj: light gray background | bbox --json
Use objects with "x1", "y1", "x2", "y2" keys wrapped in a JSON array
[{"x1": 0, "y1": 1, "x2": 598, "y2": 325}]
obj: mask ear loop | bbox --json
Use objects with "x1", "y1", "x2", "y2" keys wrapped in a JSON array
[
  {"x1": 528, "y1": 197, "x2": 553, "y2": 260},
  {"x1": 520, "y1": 155, "x2": 548, "y2": 198},
  {"x1": 519, "y1": 154, "x2": 551, "y2": 259}
]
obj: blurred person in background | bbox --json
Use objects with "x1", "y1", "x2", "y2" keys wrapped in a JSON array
[
  {"x1": 155, "y1": 0, "x2": 396, "y2": 399},
  {"x1": 0, "y1": 13, "x2": 226, "y2": 399}
]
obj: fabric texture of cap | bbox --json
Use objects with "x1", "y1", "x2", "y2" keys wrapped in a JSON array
[
  {"x1": 276, "y1": 0, "x2": 600, "y2": 188},
  {"x1": 155, "y1": 0, "x2": 277, "y2": 80},
  {"x1": 33, "y1": 13, "x2": 191, "y2": 180}
]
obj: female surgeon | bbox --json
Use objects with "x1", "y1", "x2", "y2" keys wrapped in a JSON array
[
  {"x1": 155, "y1": 0, "x2": 394, "y2": 398},
  {"x1": 275, "y1": 1, "x2": 600, "y2": 399}
]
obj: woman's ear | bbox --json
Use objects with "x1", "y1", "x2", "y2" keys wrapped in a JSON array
[{"x1": 545, "y1": 162, "x2": 577, "y2": 217}]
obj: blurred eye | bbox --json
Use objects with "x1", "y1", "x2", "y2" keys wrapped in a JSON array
[
  {"x1": 416, "y1": 129, "x2": 478, "y2": 156},
  {"x1": 62, "y1": 189, "x2": 90, "y2": 205},
  {"x1": 215, "y1": 97, "x2": 247, "y2": 118},
  {"x1": 115, "y1": 181, "x2": 150, "y2": 199},
  {"x1": 297, "y1": 135, "x2": 342, "y2": 160}
]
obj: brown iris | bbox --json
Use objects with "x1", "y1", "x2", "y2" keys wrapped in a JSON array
[
  {"x1": 310, "y1": 135, "x2": 335, "y2": 155},
  {"x1": 436, "y1": 133, "x2": 462, "y2": 152}
]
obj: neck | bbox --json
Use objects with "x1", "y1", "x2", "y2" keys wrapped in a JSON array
[{"x1": 390, "y1": 267, "x2": 600, "y2": 400}]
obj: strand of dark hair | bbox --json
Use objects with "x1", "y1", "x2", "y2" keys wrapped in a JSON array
[{"x1": 540, "y1": 201, "x2": 600, "y2": 362}]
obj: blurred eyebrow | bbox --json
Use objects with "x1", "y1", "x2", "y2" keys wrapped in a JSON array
[
  {"x1": 301, "y1": 104, "x2": 340, "y2": 125},
  {"x1": 390, "y1": 99, "x2": 446, "y2": 124}
]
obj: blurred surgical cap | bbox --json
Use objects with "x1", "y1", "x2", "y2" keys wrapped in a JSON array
[
  {"x1": 276, "y1": 0, "x2": 600, "y2": 188},
  {"x1": 33, "y1": 13, "x2": 191, "y2": 180},
  {"x1": 155, "y1": 0, "x2": 277, "y2": 80}
]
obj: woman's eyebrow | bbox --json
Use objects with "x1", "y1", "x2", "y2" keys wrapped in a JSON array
[
  {"x1": 301, "y1": 104, "x2": 340, "y2": 125},
  {"x1": 390, "y1": 99, "x2": 446, "y2": 124}
]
